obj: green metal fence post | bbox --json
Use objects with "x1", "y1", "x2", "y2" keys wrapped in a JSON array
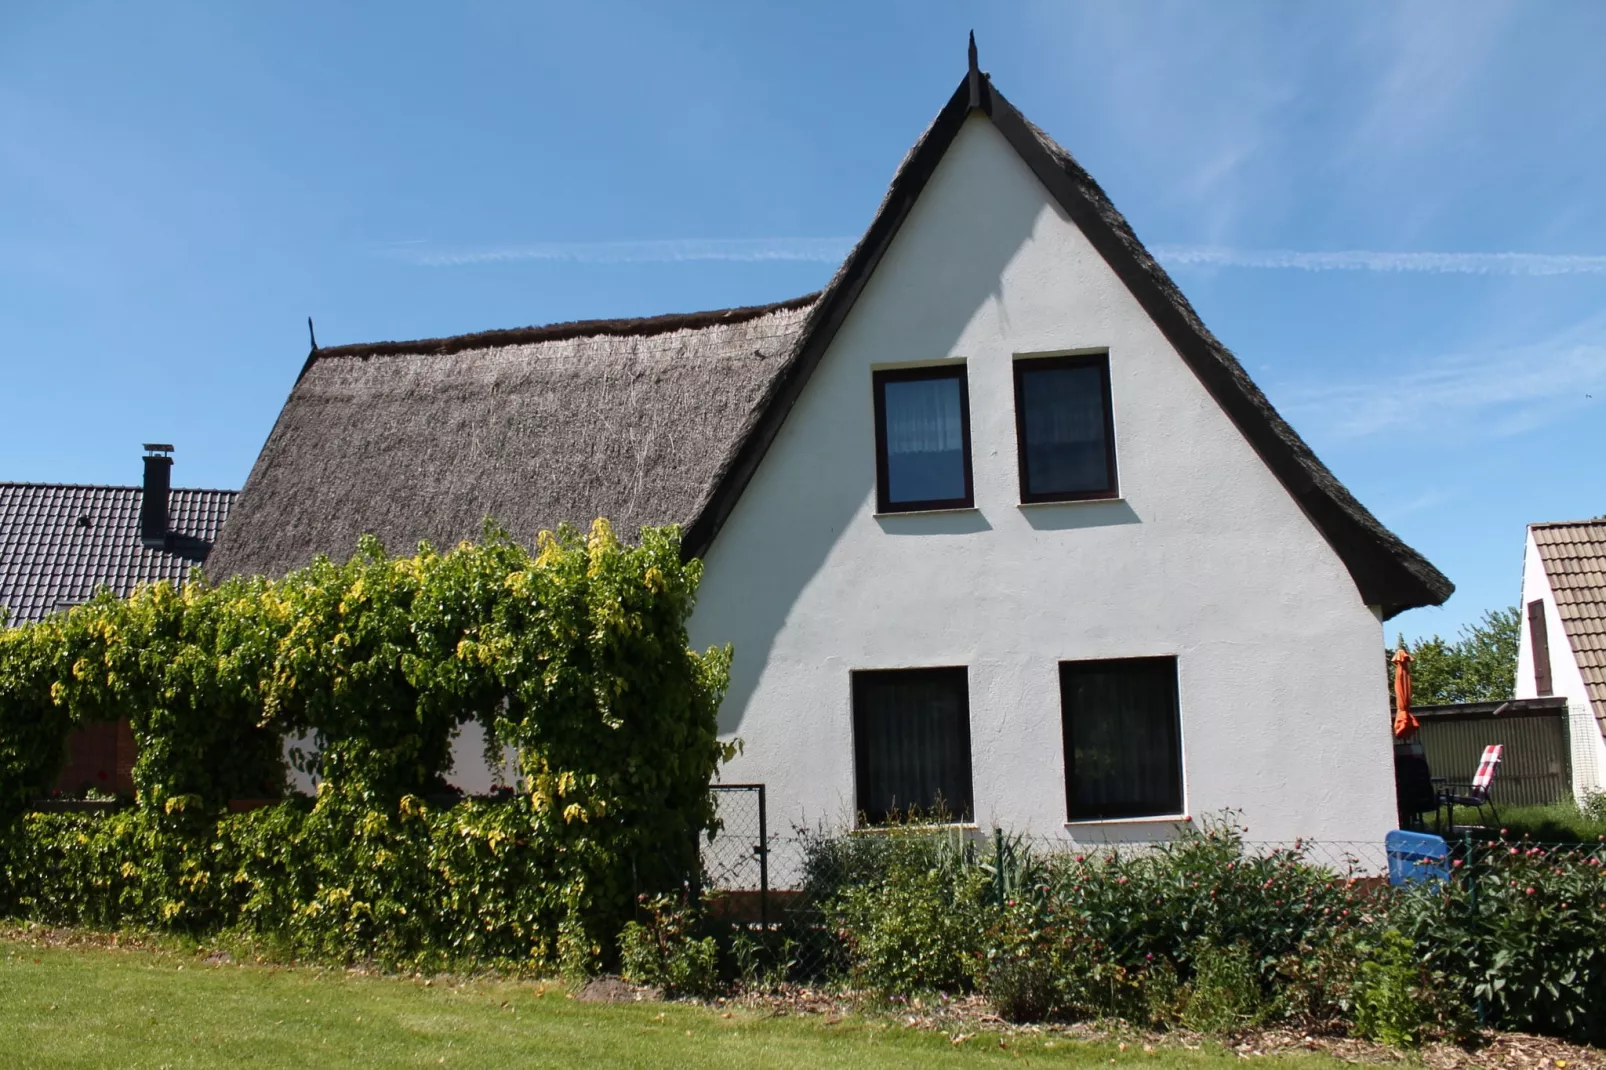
[
  {"x1": 1463, "y1": 830, "x2": 1485, "y2": 1027},
  {"x1": 994, "y1": 827, "x2": 1006, "y2": 908}
]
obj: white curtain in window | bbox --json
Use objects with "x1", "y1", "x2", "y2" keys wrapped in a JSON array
[{"x1": 886, "y1": 378, "x2": 963, "y2": 456}]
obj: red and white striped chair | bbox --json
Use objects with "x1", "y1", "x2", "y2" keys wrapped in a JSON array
[{"x1": 1435, "y1": 744, "x2": 1503, "y2": 831}]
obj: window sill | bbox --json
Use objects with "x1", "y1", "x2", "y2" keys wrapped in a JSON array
[
  {"x1": 852, "y1": 822, "x2": 980, "y2": 835},
  {"x1": 873, "y1": 506, "x2": 981, "y2": 519},
  {"x1": 1064, "y1": 813, "x2": 1191, "y2": 828},
  {"x1": 1018, "y1": 497, "x2": 1126, "y2": 509}
]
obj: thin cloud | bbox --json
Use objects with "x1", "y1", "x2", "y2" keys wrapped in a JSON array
[
  {"x1": 1154, "y1": 245, "x2": 1606, "y2": 276},
  {"x1": 390, "y1": 237, "x2": 1606, "y2": 277},
  {"x1": 390, "y1": 237, "x2": 856, "y2": 267},
  {"x1": 1276, "y1": 315, "x2": 1606, "y2": 441}
]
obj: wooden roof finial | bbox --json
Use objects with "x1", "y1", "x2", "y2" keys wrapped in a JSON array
[
  {"x1": 968, "y1": 31, "x2": 981, "y2": 108},
  {"x1": 308, "y1": 316, "x2": 319, "y2": 352}
]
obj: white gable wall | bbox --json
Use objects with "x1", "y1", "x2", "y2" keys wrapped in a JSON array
[
  {"x1": 1515, "y1": 530, "x2": 1606, "y2": 798},
  {"x1": 690, "y1": 116, "x2": 1395, "y2": 844}
]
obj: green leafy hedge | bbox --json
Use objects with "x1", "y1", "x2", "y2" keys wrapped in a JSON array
[
  {"x1": 801, "y1": 822, "x2": 1606, "y2": 1045},
  {"x1": 0, "y1": 521, "x2": 732, "y2": 969}
]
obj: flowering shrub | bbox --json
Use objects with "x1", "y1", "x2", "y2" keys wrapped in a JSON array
[
  {"x1": 1044, "y1": 820, "x2": 1372, "y2": 989},
  {"x1": 811, "y1": 821, "x2": 1605, "y2": 1045},
  {"x1": 1391, "y1": 839, "x2": 1606, "y2": 1044}
]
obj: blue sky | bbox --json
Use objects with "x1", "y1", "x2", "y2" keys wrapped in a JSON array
[{"x1": 3, "y1": 2, "x2": 1603, "y2": 643}]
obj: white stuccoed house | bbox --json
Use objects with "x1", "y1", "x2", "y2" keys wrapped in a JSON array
[
  {"x1": 209, "y1": 53, "x2": 1452, "y2": 844},
  {"x1": 1514, "y1": 520, "x2": 1606, "y2": 801}
]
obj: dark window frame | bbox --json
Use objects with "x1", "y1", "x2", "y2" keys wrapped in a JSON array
[
  {"x1": 872, "y1": 364, "x2": 975, "y2": 514},
  {"x1": 851, "y1": 666, "x2": 975, "y2": 826},
  {"x1": 1059, "y1": 655, "x2": 1184, "y2": 822},
  {"x1": 1013, "y1": 353, "x2": 1119, "y2": 504}
]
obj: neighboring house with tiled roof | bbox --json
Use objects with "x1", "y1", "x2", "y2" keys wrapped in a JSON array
[
  {"x1": 0, "y1": 448, "x2": 235, "y2": 797},
  {"x1": 213, "y1": 52, "x2": 1452, "y2": 842},
  {"x1": 1, "y1": 449, "x2": 235, "y2": 626},
  {"x1": 1516, "y1": 519, "x2": 1606, "y2": 799}
]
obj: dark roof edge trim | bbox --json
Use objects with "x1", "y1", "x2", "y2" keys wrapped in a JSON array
[
  {"x1": 304, "y1": 294, "x2": 821, "y2": 364},
  {"x1": 1413, "y1": 697, "x2": 1569, "y2": 718},
  {"x1": 683, "y1": 70, "x2": 1452, "y2": 618}
]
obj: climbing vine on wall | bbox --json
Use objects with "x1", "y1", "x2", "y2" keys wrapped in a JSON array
[{"x1": 0, "y1": 520, "x2": 732, "y2": 966}]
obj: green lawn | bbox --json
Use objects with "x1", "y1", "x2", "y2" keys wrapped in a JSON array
[
  {"x1": 0, "y1": 937, "x2": 1355, "y2": 1069},
  {"x1": 1428, "y1": 800, "x2": 1606, "y2": 842}
]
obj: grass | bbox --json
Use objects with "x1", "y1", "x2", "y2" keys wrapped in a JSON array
[
  {"x1": 1427, "y1": 798, "x2": 1606, "y2": 843},
  {"x1": 0, "y1": 934, "x2": 1358, "y2": 1070}
]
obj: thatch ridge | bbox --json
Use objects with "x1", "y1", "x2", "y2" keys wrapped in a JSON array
[
  {"x1": 206, "y1": 296, "x2": 819, "y2": 581},
  {"x1": 310, "y1": 294, "x2": 820, "y2": 362}
]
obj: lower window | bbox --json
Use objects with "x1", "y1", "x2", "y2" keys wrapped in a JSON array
[
  {"x1": 852, "y1": 667, "x2": 973, "y2": 825},
  {"x1": 1060, "y1": 657, "x2": 1183, "y2": 821}
]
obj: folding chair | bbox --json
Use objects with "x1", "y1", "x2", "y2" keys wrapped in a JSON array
[{"x1": 1434, "y1": 744, "x2": 1502, "y2": 832}]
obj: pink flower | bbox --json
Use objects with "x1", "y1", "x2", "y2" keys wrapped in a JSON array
[
  {"x1": 1452, "y1": 859, "x2": 1464, "y2": 868},
  {"x1": 1526, "y1": 887, "x2": 1536, "y2": 895}
]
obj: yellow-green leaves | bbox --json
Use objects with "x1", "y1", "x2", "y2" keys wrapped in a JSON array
[{"x1": 1, "y1": 519, "x2": 732, "y2": 970}]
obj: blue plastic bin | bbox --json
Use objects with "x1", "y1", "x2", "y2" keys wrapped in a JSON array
[{"x1": 1385, "y1": 829, "x2": 1449, "y2": 887}]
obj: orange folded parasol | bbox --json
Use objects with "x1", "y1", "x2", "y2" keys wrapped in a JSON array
[{"x1": 1392, "y1": 644, "x2": 1418, "y2": 741}]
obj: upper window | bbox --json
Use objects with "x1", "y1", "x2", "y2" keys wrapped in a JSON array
[
  {"x1": 1060, "y1": 656, "x2": 1183, "y2": 821},
  {"x1": 873, "y1": 366, "x2": 974, "y2": 513},
  {"x1": 852, "y1": 667, "x2": 974, "y2": 825},
  {"x1": 1014, "y1": 354, "x2": 1118, "y2": 503}
]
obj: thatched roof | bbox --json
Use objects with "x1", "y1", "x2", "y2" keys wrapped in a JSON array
[
  {"x1": 204, "y1": 297, "x2": 816, "y2": 579},
  {"x1": 211, "y1": 61, "x2": 1451, "y2": 619}
]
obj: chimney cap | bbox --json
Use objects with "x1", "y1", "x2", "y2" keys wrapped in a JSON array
[{"x1": 143, "y1": 443, "x2": 174, "y2": 455}]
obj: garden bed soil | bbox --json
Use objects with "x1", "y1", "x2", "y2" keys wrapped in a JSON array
[{"x1": 716, "y1": 985, "x2": 1605, "y2": 1070}]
